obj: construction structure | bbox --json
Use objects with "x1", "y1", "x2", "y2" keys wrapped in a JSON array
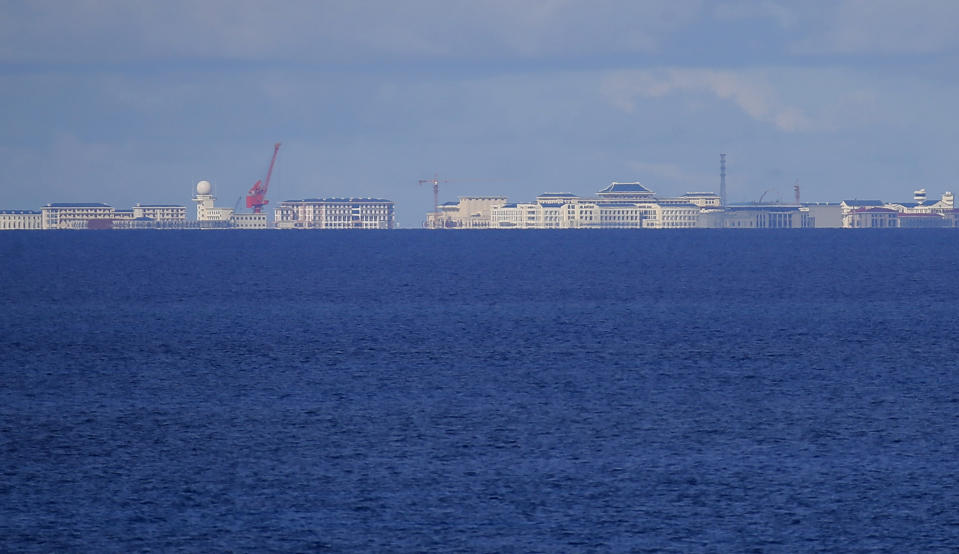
[
  {"x1": 246, "y1": 143, "x2": 281, "y2": 214},
  {"x1": 426, "y1": 196, "x2": 508, "y2": 229},
  {"x1": 720, "y1": 153, "x2": 727, "y2": 208},
  {"x1": 418, "y1": 174, "x2": 444, "y2": 228}
]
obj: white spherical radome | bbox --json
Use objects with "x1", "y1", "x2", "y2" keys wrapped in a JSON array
[{"x1": 196, "y1": 180, "x2": 212, "y2": 195}]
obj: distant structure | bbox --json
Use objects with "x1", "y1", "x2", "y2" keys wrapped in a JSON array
[
  {"x1": 0, "y1": 210, "x2": 42, "y2": 230},
  {"x1": 193, "y1": 180, "x2": 266, "y2": 229},
  {"x1": 274, "y1": 198, "x2": 395, "y2": 229},
  {"x1": 426, "y1": 196, "x2": 507, "y2": 229},
  {"x1": 720, "y1": 153, "x2": 727, "y2": 208},
  {"x1": 246, "y1": 142, "x2": 281, "y2": 214},
  {"x1": 845, "y1": 190, "x2": 957, "y2": 228},
  {"x1": 431, "y1": 182, "x2": 863, "y2": 230},
  {"x1": 418, "y1": 174, "x2": 445, "y2": 228},
  {"x1": 484, "y1": 182, "x2": 709, "y2": 229}
]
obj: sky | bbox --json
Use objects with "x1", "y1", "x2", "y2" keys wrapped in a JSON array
[{"x1": 2, "y1": 0, "x2": 958, "y2": 227}]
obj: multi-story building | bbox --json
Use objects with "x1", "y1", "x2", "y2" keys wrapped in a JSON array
[
  {"x1": 0, "y1": 210, "x2": 42, "y2": 230},
  {"x1": 41, "y1": 203, "x2": 115, "y2": 229},
  {"x1": 133, "y1": 204, "x2": 187, "y2": 221},
  {"x1": 192, "y1": 181, "x2": 235, "y2": 223},
  {"x1": 881, "y1": 189, "x2": 956, "y2": 227},
  {"x1": 190, "y1": 180, "x2": 267, "y2": 229},
  {"x1": 840, "y1": 200, "x2": 885, "y2": 228},
  {"x1": 486, "y1": 182, "x2": 703, "y2": 229},
  {"x1": 718, "y1": 205, "x2": 811, "y2": 229},
  {"x1": 275, "y1": 198, "x2": 395, "y2": 229},
  {"x1": 844, "y1": 207, "x2": 899, "y2": 228},
  {"x1": 426, "y1": 196, "x2": 507, "y2": 229}
]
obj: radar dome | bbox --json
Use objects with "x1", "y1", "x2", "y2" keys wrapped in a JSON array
[{"x1": 196, "y1": 180, "x2": 212, "y2": 195}]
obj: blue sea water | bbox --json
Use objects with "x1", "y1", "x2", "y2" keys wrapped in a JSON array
[{"x1": 1, "y1": 230, "x2": 958, "y2": 552}]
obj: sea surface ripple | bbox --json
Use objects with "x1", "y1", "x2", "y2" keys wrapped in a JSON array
[{"x1": 1, "y1": 230, "x2": 958, "y2": 552}]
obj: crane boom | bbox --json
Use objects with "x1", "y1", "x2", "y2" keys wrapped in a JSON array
[
  {"x1": 246, "y1": 142, "x2": 282, "y2": 213},
  {"x1": 418, "y1": 174, "x2": 445, "y2": 228}
]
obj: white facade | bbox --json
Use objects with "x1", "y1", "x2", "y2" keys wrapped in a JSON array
[
  {"x1": 679, "y1": 192, "x2": 722, "y2": 208},
  {"x1": 0, "y1": 210, "x2": 42, "y2": 230},
  {"x1": 193, "y1": 193, "x2": 234, "y2": 222},
  {"x1": 230, "y1": 213, "x2": 268, "y2": 229},
  {"x1": 275, "y1": 198, "x2": 395, "y2": 229},
  {"x1": 487, "y1": 183, "x2": 702, "y2": 229},
  {"x1": 844, "y1": 207, "x2": 899, "y2": 228},
  {"x1": 718, "y1": 206, "x2": 810, "y2": 229},
  {"x1": 133, "y1": 204, "x2": 186, "y2": 221},
  {"x1": 41, "y1": 203, "x2": 115, "y2": 229},
  {"x1": 427, "y1": 196, "x2": 507, "y2": 229}
]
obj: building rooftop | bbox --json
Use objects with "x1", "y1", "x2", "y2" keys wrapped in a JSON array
[
  {"x1": 598, "y1": 182, "x2": 654, "y2": 195},
  {"x1": 727, "y1": 204, "x2": 803, "y2": 211},
  {"x1": 842, "y1": 200, "x2": 884, "y2": 206},
  {"x1": 0, "y1": 210, "x2": 41, "y2": 214},
  {"x1": 286, "y1": 198, "x2": 394, "y2": 204},
  {"x1": 44, "y1": 202, "x2": 112, "y2": 208}
]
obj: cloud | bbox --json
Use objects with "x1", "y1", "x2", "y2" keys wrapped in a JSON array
[
  {"x1": 790, "y1": 0, "x2": 959, "y2": 54},
  {"x1": 623, "y1": 160, "x2": 715, "y2": 190},
  {"x1": 713, "y1": 1, "x2": 798, "y2": 29},
  {"x1": 0, "y1": 0, "x2": 703, "y2": 64},
  {"x1": 601, "y1": 68, "x2": 813, "y2": 132}
]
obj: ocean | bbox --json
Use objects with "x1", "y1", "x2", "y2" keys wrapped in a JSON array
[{"x1": 1, "y1": 230, "x2": 958, "y2": 552}]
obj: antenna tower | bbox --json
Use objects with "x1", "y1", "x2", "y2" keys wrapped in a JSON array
[{"x1": 720, "y1": 153, "x2": 727, "y2": 208}]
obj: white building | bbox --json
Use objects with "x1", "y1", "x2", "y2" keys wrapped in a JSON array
[
  {"x1": 230, "y1": 213, "x2": 268, "y2": 229},
  {"x1": 882, "y1": 189, "x2": 956, "y2": 227},
  {"x1": 133, "y1": 204, "x2": 186, "y2": 221},
  {"x1": 718, "y1": 205, "x2": 811, "y2": 229},
  {"x1": 41, "y1": 203, "x2": 115, "y2": 229},
  {"x1": 192, "y1": 180, "x2": 234, "y2": 223},
  {"x1": 275, "y1": 198, "x2": 395, "y2": 229},
  {"x1": 191, "y1": 180, "x2": 267, "y2": 229},
  {"x1": 0, "y1": 210, "x2": 42, "y2": 230},
  {"x1": 486, "y1": 183, "x2": 703, "y2": 229},
  {"x1": 844, "y1": 207, "x2": 899, "y2": 228},
  {"x1": 426, "y1": 196, "x2": 507, "y2": 229}
]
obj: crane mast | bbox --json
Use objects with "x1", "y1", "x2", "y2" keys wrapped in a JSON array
[
  {"x1": 418, "y1": 174, "x2": 443, "y2": 228},
  {"x1": 246, "y1": 142, "x2": 282, "y2": 213}
]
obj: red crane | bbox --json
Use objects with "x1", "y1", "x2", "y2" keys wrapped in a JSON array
[{"x1": 246, "y1": 142, "x2": 282, "y2": 213}]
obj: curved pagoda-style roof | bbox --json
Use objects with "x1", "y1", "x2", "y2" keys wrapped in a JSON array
[{"x1": 597, "y1": 182, "x2": 654, "y2": 196}]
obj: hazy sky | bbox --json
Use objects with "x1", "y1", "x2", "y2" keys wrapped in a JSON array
[{"x1": 2, "y1": 1, "x2": 958, "y2": 226}]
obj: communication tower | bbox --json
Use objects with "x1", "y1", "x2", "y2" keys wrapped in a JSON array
[{"x1": 720, "y1": 153, "x2": 727, "y2": 208}]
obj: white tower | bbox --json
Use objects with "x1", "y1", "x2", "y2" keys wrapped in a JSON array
[{"x1": 193, "y1": 180, "x2": 216, "y2": 220}]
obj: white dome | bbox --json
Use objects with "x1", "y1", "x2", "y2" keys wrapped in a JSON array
[{"x1": 196, "y1": 180, "x2": 212, "y2": 195}]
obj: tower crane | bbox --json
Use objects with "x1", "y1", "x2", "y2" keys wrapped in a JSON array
[
  {"x1": 417, "y1": 173, "x2": 506, "y2": 228},
  {"x1": 246, "y1": 142, "x2": 282, "y2": 213},
  {"x1": 418, "y1": 174, "x2": 447, "y2": 228}
]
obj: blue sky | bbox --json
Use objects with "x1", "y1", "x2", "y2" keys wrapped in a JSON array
[{"x1": 2, "y1": 1, "x2": 958, "y2": 226}]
